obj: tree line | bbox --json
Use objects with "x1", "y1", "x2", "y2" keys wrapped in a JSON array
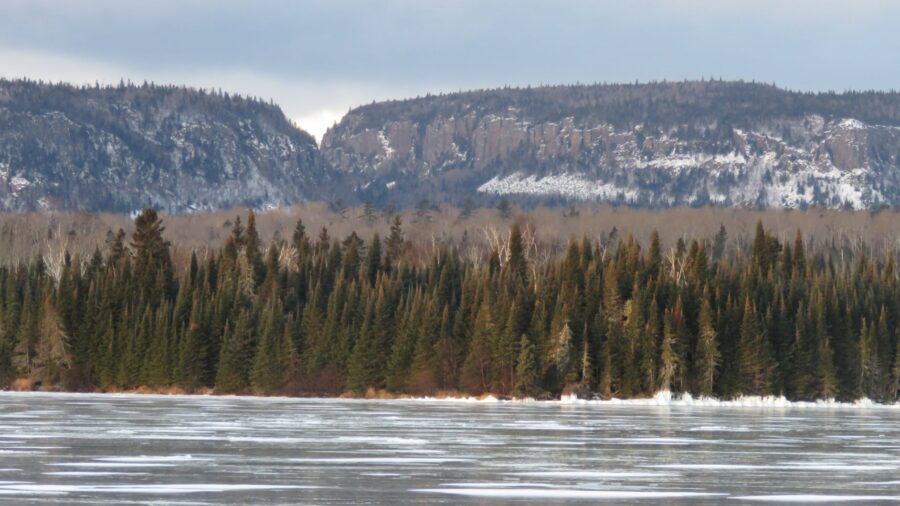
[{"x1": 1, "y1": 209, "x2": 899, "y2": 402}]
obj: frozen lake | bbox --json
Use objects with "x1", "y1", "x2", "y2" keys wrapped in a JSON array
[{"x1": 0, "y1": 392, "x2": 898, "y2": 504}]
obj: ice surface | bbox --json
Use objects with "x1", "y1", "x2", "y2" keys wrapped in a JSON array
[
  {"x1": 52, "y1": 462, "x2": 177, "y2": 468},
  {"x1": 412, "y1": 488, "x2": 726, "y2": 499},
  {"x1": 514, "y1": 471, "x2": 677, "y2": 478},
  {"x1": 95, "y1": 455, "x2": 209, "y2": 463},
  {"x1": 290, "y1": 457, "x2": 471, "y2": 464},
  {"x1": 1, "y1": 392, "x2": 898, "y2": 504},
  {"x1": 733, "y1": 495, "x2": 900, "y2": 502},
  {"x1": 0, "y1": 484, "x2": 316, "y2": 494},
  {"x1": 43, "y1": 471, "x2": 150, "y2": 477},
  {"x1": 647, "y1": 463, "x2": 897, "y2": 472}
]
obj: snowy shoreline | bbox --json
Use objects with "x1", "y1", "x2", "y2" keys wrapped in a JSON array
[
  {"x1": 2, "y1": 389, "x2": 899, "y2": 410},
  {"x1": 404, "y1": 391, "x2": 900, "y2": 410}
]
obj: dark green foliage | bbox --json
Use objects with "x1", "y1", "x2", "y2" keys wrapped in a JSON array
[
  {"x1": 215, "y1": 311, "x2": 254, "y2": 393},
  {"x1": 694, "y1": 297, "x2": 720, "y2": 396},
  {"x1": 513, "y1": 334, "x2": 539, "y2": 398},
  {"x1": 0, "y1": 214, "x2": 898, "y2": 402}
]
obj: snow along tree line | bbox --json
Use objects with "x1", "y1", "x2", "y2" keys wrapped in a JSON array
[{"x1": 1, "y1": 209, "x2": 900, "y2": 402}]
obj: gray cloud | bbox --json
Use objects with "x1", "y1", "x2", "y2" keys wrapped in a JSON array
[{"x1": 2, "y1": 0, "x2": 898, "y2": 140}]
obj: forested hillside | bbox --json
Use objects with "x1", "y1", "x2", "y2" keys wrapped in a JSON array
[
  {"x1": 0, "y1": 79, "x2": 341, "y2": 212},
  {"x1": 2, "y1": 208, "x2": 899, "y2": 402},
  {"x1": 324, "y1": 80, "x2": 900, "y2": 209},
  {"x1": 6, "y1": 79, "x2": 900, "y2": 213}
]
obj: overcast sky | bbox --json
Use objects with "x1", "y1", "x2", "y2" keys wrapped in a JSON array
[{"x1": 1, "y1": 0, "x2": 898, "y2": 141}]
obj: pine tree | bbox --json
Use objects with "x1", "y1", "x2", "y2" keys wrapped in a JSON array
[
  {"x1": 694, "y1": 297, "x2": 720, "y2": 396},
  {"x1": 496, "y1": 198, "x2": 512, "y2": 219},
  {"x1": 251, "y1": 299, "x2": 286, "y2": 392},
  {"x1": 244, "y1": 209, "x2": 261, "y2": 266},
  {"x1": 292, "y1": 218, "x2": 309, "y2": 256},
  {"x1": 32, "y1": 292, "x2": 70, "y2": 385},
  {"x1": 347, "y1": 296, "x2": 381, "y2": 393},
  {"x1": 409, "y1": 310, "x2": 437, "y2": 395},
  {"x1": 646, "y1": 229, "x2": 662, "y2": 280},
  {"x1": 858, "y1": 318, "x2": 881, "y2": 400},
  {"x1": 513, "y1": 334, "x2": 539, "y2": 398},
  {"x1": 659, "y1": 309, "x2": 679, "y2": 393},
  {"x1": 141, "y1": 303, "x2": 171, "y2": 387},
  {"x1": 215, "y1": 311, "x2": 254, "y2": 394},
  {"x1": 602, "y1": 261, "x2": 624, "y2": 393},
  {"x1": 554, "y1": 320, "x2": 575, "y2": 388},
  {"x1": 788, "y1": 302, "x2": 813, "y2": 399},
  {"x1": 811, "y1": 298, "x2": 838, "y2": 399},
  {"x1": 494, "y1": 302, "x2": 519, "y2": 394},
  {"x1": 180, "y1": 295, "x2": 211, "y2": 389},
  {"x1": 752, "y1": 220, "x2": 770, "y2": 273},
  {"x1": 891, "y1": 329, "x2": 900, "y2": 401},
  {"x1": 621, "y1": 296, "x2": 641, "y2": 397},
  {"x1": 435, "y1": 305, "x2": 459, "y2": 390},
  {"x1": 461, "y1": 297, "x2": 495, "y2": 394},
  {"x1": 385, "y1": 216, "x2": 405, "y2": 268},
  {"x1": 363, "y1": 234, "x2": 381, "y2": 286},
  {"x1": 506, "y1": 223, "x2": 528, "y2": 289},
  {"x1": 11, "y1": 285, "x2": 37, "y2": 378},
  {"x1": 737, "y1": 299, "x2": 775, "y2": 395},
  {"x1": 130, "y1": 208, "x2": 174, "y2": 301}
]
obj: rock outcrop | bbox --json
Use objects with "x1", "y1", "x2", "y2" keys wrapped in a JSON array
[{"x1": 323, "y1": 81, "x2": 900, "y2": 209}]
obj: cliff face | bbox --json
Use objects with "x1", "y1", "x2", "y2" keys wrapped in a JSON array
[
  {"x1": 5, "y1": 79, "x2": 900, "y2": 213},
  {"x1": 0, "y1": 80, "x2": 342, "y2": 213},
  {"x1": 322, "y1": 81, "x2": 900, "y2": 209}
]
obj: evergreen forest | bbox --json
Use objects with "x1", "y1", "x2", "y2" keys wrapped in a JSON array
[{"x1": 2, "y1": 208, "x2": 900, "y2": 403}]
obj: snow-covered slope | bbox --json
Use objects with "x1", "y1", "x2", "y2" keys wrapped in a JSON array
[
  {"x1": 323, "y1": 81, "x2": 900, "y2": 209},
  {"x1": 0, "y1": 80, "x2": 343, "y2": 213},
  {"x1": 5, "y1": 80, "x2": 900, "y2": 213},
  {"x1": 476, "y1": 117, "x2": 900, "y2": 210}
]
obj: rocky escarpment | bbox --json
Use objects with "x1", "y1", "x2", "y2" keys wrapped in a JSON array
[
  {"x1": 5, "y1": 79, "x2": 900, "y2": 213},
  {"x1": 0, "y1": 79, "x2": 342, "y2": 213},
  {"x1": 322, "y1": 81, "x2": 900, "y2": 209}
]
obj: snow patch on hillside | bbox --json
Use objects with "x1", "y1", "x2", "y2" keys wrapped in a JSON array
[
  {"x1": 478, "y1": 172, "x2": 638, "y2": 201},
  {"x1": 377, "y1": 130, "x2": 394, "y2": 159}
]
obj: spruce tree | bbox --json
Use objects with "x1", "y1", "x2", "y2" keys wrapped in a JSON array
[
  {"x1": 737, "y1": 299, "x2": 775, "y2": 395},
  {"x1": 32, "y1": 292, "x2": 70, "y2": 386},
  {"x1": 130, "y1": 208, "x2": 174, "y2": 301},
  {"x1": 659, "y1": 309, "x2": 679, "y2": 393},
  {"x1": 215, "y1": 318, "x2": 248, "y2": 393},
  {"x1": 251, "y1": 299, "x2": 286, "y2": 393},
  {"x1": 694, "y1": 297, "x2": 720, "y2": 396},
  {"x1": 513, "y1": 334, "x2": 539, "y2": 398},
  {"x1": 347, "y1": 296, "x2": 381, "y2": 393},
  {"x1": 461, "y1": 297, "x2": 495, "y2": 394},
  {"x1": 858, "y1": 318, "x2": 881, "y2": 400},
  {"x1": 385, "y1": 216, "x2": 405, "y2": 268},
  {"x1": 554, "y1": 320, "x2": 575, "y2": 388},
  {"x1": 891, "y1": 329, "x2": 900, "y2": 401},
  {"x1": 180, "y1": 295, "x2": 211, "y2": 389}
]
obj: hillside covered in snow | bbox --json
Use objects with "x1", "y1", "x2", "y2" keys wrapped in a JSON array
[
  {"x1": 0, "y1": 79, "x2": 342, "y2": 213},
  {"x1": 323, "y1": 81, "x2": 900, "y2": 210},
  {"x1": 4, "y1": 79, "x2": 900, "y2": 213}
]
